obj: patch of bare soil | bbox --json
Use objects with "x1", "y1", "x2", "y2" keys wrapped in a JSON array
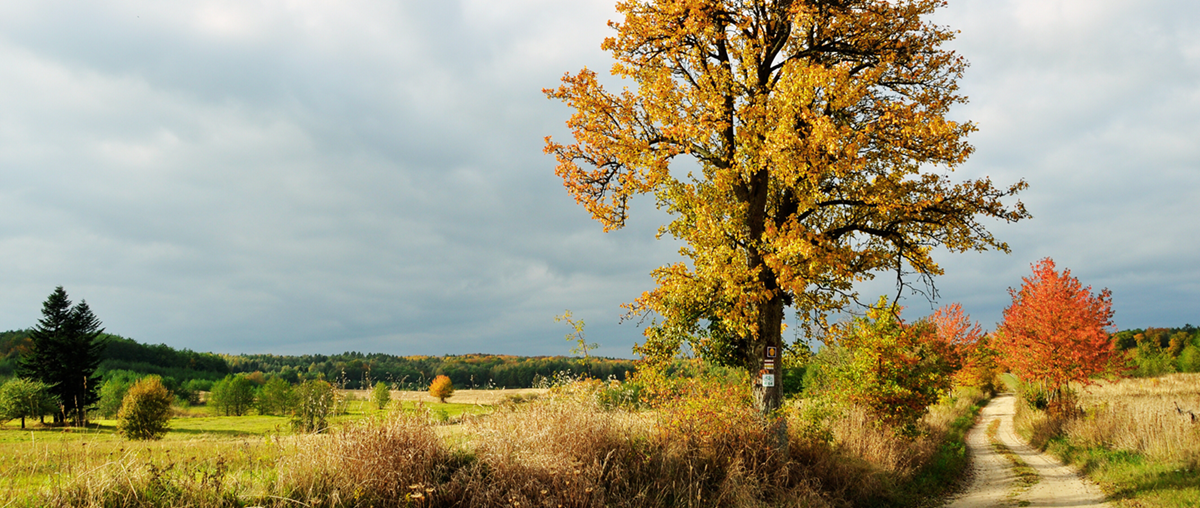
[{"x1": 946, "y1": 394, "x2": 1109, "y2": 508}]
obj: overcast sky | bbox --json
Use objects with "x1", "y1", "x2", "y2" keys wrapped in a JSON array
[{"x1": 0, "y1": 0, "x2": 1197, "y2": 357}]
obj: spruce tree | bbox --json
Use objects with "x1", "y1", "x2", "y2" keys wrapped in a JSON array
[{"x1": 18, "y1": 287, "x2": 106, "y2": 426}]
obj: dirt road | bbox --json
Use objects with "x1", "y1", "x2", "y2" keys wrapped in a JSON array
[{"x1": 946, "y1": 394, "x2": 1109, "y2": 508}]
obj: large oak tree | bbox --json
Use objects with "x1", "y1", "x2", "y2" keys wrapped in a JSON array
[{"x1": 546, "y1": 0, "x2": 1028, "y2": 415}]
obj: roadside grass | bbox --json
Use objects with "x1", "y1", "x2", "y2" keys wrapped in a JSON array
[
  {"x1": 1013, "y1": 372, "x2": 1200, "y2": 508},
  {"x1": 880, "y1": 386, "x2": 989, "y2": 507},
  {"x1": 1048, "y1": 441, "x2": 1199, "y2": 507}
]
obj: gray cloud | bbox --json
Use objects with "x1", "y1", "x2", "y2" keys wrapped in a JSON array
[{"x1": 0, "y1": 1, "x2": 1197, "y2": 357}]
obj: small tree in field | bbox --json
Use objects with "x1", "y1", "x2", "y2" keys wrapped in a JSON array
[
  {"x1": 292, "y1": 380, "x2": 335, "y2": 433},
  {"x1": 255, "y1": 378, "x2": 295, "y2": 416},
  {"x1": 371, "y1": 381, "x2": 390, "y2": 410},
  {"x1": 0, "y1": 378, "x2": 58, "y2": 429},
  {"x1": 209, "y1": 374, "x2": 256, "y2": 416},
  {"x1": 428, "y1": 375, "x2": 453, "y2": 403},
  {"x1": 996, "y1": 258, "x2": 1123, "y2": 399},
  {"x1": 556, "y1": 310, "x2": 599, "y2": 377},
  {"x1": 116, "y1": 376, "x2": 173, "y2": 440}
]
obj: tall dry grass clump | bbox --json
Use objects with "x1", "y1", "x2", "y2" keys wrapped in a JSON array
[
  {"x1": 271, "y1": 408, "x2": 458, "y2": 506},
  {"x1": 789, "y1": 386, "x2": 987, "y2": 504},
  {"x1": 1064, "y1": 373, "x2": 1200, "y2": 464}
]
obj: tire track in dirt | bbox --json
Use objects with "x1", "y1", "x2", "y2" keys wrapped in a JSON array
[{"x1": 946, "y1": 394, "x2": 1109, "y2": 508}]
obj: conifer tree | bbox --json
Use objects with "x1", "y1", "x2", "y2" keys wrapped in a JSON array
[{"x1": 18, "y1": 287, "x2": 106, "y2": 426}]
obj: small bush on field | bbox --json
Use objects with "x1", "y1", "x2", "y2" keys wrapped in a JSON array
[
  {"x1": 816, "y1": 296, "x2": 955, "y2": 434},
  {"x1": 116, "y1": 376, "x2": 174, "y2": 440},
  {"x1": 371, "y1": 380, "x2": 391, "y2": 410}
]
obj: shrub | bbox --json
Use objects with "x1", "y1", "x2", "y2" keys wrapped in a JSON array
[
  {"x1": 116, "y1": 376, "x2": 173, "y2": 440},
  {"x1": 822, "y1": 296, "x2": 954, "y2": 434},
  {"x1": 428, "y1": 375, "x2": 454, "y2": 403},
  {"x1": 371, "y1": 380, "x2": 390, "y2": 410},
  {"x1": 292, "y1": 379, "x2": 335, "y2": 432}
]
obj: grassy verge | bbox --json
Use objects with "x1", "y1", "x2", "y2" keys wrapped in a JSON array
[
  {"x1": 880, "y1": 388, "x2": 988, "y2": 507},
  {"x1": 1047, "y1": 440, "x2": 1199, "y2": 507},
  {"x1": 1012, "y1": 373, "x2": 1200, "y2": 508}
]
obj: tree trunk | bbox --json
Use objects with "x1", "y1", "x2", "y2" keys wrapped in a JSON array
[{"x1": 751, "y1": 293, "x2": 788, "y2": 455}]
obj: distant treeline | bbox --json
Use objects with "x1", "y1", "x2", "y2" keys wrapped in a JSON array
[
  {"x1": 0, "y1": 329, "x2": 636, "y2": 389},
  {"x1": 226, "y1": 352, "x2": 635, "y2": 390},
  {"x1": 1111, "y1": 325, "x2": 1200, "y2": 376}
]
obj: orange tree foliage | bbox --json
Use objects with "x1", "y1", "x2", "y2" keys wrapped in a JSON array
[
  {"x1": 927, "y1": 303, "x2": 998, "y2": 390},
  {"x1": 995, "y1": 258, "x2": 1123, "y2": 394},
  {"x1": 428, "y1": 375, "x2": 454, "y2": 403},
  {"x1": 824, "y1": 296, "x2": 953, "y2": 433},
  {"x1": 545, "y1": 0, "x2": 1028, "y2": 414}
]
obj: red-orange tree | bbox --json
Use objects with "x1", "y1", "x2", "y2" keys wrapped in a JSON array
[
  {"x1": 996, "y1": 258, "x2": 1122, "y2": 395},
  {"x1": 545, "y1": 0, "x2": 1028, "y2": 416},
  {"x1": 929, "y1": 303, "x2": 997, "y2": 390}
]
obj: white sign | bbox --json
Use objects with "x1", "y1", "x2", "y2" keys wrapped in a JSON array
[{"x1": 762, "y1": 374, "x2": 775, "y2": 387}]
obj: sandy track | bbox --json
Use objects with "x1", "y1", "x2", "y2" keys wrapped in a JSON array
[{"x1": 947, "y1": 394, "x2": 1109, "y2": 508}]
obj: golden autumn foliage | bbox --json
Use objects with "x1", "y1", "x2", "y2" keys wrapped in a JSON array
[
  {"x1": 546, "y1": 0, "x2": 1028, "y2": 413},
  {"x1": 428, "y1": 375, "x2": 454, "y2": 403}
]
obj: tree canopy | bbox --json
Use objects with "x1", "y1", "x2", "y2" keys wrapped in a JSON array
[
  {"x1": 996, "y1": 258, "x2": 1123, "y2": 393},
  {"x1": 546, "y1": 0, "x2": 1028, "y2": 413}
]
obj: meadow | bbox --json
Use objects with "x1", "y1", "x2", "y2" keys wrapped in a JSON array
[
  {"x1": 1013, "y1": 372, "x2": 1200, "y2": 507},
  {"x1": 0, "y1": 380, "x2": 987, "y2": 507}
]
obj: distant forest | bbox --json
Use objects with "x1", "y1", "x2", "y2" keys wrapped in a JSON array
[{"x1": 0, "y1": 330, "x2": 636, "y2": 390}]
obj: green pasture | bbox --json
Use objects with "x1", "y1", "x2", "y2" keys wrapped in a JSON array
[{"x1": 0, "y1": 398, "x2": 492, "y2": 442}]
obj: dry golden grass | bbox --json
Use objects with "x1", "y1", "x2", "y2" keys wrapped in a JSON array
[{"x1": 1065, "y1": 373, "x2": 1200, "y2": 463}]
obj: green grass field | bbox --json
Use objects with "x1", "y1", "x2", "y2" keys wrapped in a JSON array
[
  {"x1": 0, "y1": 398, "x2": 490, "y2": 440},
  {"x1": 0, "y1": 396, "x2": 496, "y2": 504}
]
